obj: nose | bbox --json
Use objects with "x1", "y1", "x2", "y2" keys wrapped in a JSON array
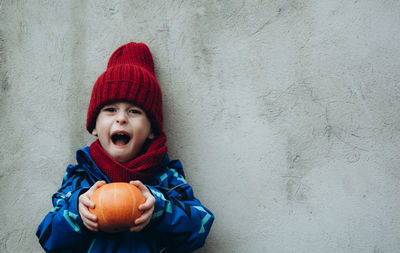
[{"x1": 116, "y1": 112, "x2": 127, "y2": 124}]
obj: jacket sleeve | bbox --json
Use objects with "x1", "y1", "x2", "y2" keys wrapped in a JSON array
[
  {"x1": 146, "y1": 164, "x2": 214, "y2": 253},
  {"x1": 36, "y1": 167, "x2": 92, "y2": 252}
]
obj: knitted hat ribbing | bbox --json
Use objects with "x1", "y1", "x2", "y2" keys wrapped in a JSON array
[{"x1": 86, "y1": 42, "x2": 163, "y2": 135}]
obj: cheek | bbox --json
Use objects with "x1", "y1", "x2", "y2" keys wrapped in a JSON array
[
  {"x1": 94, "y1": 120, "x2": 111, "y2": 138},
  {"x1": 134, "y1": 120, "x2": 152, "y2": 136}
]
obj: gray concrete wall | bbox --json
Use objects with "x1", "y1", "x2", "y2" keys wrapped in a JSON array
[{"x1": 1, "y1": 0, "x2": 400, "y2": 252}]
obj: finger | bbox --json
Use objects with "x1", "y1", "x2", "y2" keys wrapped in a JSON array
[
  {"x1": 134, "y1": 215, "x2": 149, "y2": 225},
  {"x1": 139, "y1": 195, "x2": 155, "y2": 211},
  {"x1": 82, "y1": 217, "x2": 99, "y2": 231},
  {"x1": 80, "y1": 194, "x2": 95, "y2": 209},
  {"x1": 129, "y1": 221, "x2": 149, "y2": 233},
  {"x1": 130, "y1": 180, "x2": 147, "y2": 192},
  {"x1": 84, "y1": 222, "x2": 98, "y2": 232},
  {"x1": 139, "y1": 200, "x2": 154, "y2": 211},
  {"x1": 88, "y1": 181, "x2": 106, "y2": 195},
  {"x1": 81, "y1": 208, "x2": 99, "y2": 232},
  {"x1": 130, "y1": 181, "x2": 152, "y2": 207},
  {"x1": 132, "y1": 213, "x2": 152, "y2": 231},
  {"x1": 79, "y1": 202, "x2": 98, "y2": 222},
  {"x1": 135, "y1": 207, "x2": 154, "y2": 225},
  {"x1": 82, "y1": 208, "x2": 98, "y2": 222},
  {"x1": 94, "y1": 180, "x2": 106, "y2": 189},
  {"x1": 129, "y1": 225, "x2": 142, "y2": 232}
]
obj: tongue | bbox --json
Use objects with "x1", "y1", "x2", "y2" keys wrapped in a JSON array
[{"x1": 115, "y1": 139, "x2": 127, "y2": 146}]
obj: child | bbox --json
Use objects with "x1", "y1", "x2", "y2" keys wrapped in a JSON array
[{"x1": 36, "y1": 42, "x2": 214, "y2": 252}]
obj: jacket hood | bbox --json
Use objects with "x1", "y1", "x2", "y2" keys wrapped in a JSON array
[{"x1": 65, "y1": 147, "x2": 108, "y2": 182}]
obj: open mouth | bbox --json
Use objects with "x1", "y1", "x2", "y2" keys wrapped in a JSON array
[{"x1": 111, "y1": 132, "x2": 131, "y2": 146}]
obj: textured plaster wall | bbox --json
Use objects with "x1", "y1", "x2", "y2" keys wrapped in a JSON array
[{"x1": 1, "y1": 1, "x2": 400, "y2": 252}]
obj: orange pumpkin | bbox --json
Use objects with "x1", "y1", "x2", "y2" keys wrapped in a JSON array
[{"x1": 89, "y1": 182, "x2": 145, "y2": 233}]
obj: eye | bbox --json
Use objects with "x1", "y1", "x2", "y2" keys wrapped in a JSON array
[
  {"x1": 103, "y1": 107, "x2": 116, "y2": 112},
  {"x1": 129, "y1": 108, "x2": 142, "y2": 114}
]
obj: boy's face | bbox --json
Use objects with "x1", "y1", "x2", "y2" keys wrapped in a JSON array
[{"x1": 92, "y1": 101, "x2": 154, "y2": 163}]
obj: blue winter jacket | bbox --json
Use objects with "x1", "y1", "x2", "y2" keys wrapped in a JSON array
[{"x1": 36, "y1": 147, "x2": 214, "y2": 253}]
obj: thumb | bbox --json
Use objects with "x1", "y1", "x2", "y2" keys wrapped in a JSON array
[{"x1": 88, "y1": 181, "x2": 106, "y2": 196}]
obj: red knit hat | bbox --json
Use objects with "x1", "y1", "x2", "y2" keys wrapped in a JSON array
[{"x1": 86, "y1": 42, "x2": 163, "y2": 135}]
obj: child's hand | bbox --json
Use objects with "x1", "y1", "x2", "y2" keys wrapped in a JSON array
[
  {"x1": 129, "y1": 180, "x2": 155, "y2": 232},
  {"x1": 78, "y1": 181, "x2": 106, "y2": 232}
]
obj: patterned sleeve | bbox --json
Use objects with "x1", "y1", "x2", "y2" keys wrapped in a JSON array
[
  {"x1": 36, "y1": 166, "x2": 93, "y2": 252},
  {"x1": 146, "y1": 162, "x2": 214, "y2": 253}
]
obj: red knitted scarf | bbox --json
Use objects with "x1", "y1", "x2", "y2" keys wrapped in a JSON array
[{"x1": 89, "y1": 134, "x2": 168, "y2": 183}]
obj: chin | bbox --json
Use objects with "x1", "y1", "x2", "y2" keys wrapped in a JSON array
[
  {"x1": 113, "y1": 151, "x2": 137, "y2": 163},
  {"x1": 113, "y1": 155, "x2": 131, "y2": 163}
]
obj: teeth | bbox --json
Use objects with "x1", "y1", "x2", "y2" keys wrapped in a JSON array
[{"x1": 111, "y1": 133, "x2": 130, "y2": 145}]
